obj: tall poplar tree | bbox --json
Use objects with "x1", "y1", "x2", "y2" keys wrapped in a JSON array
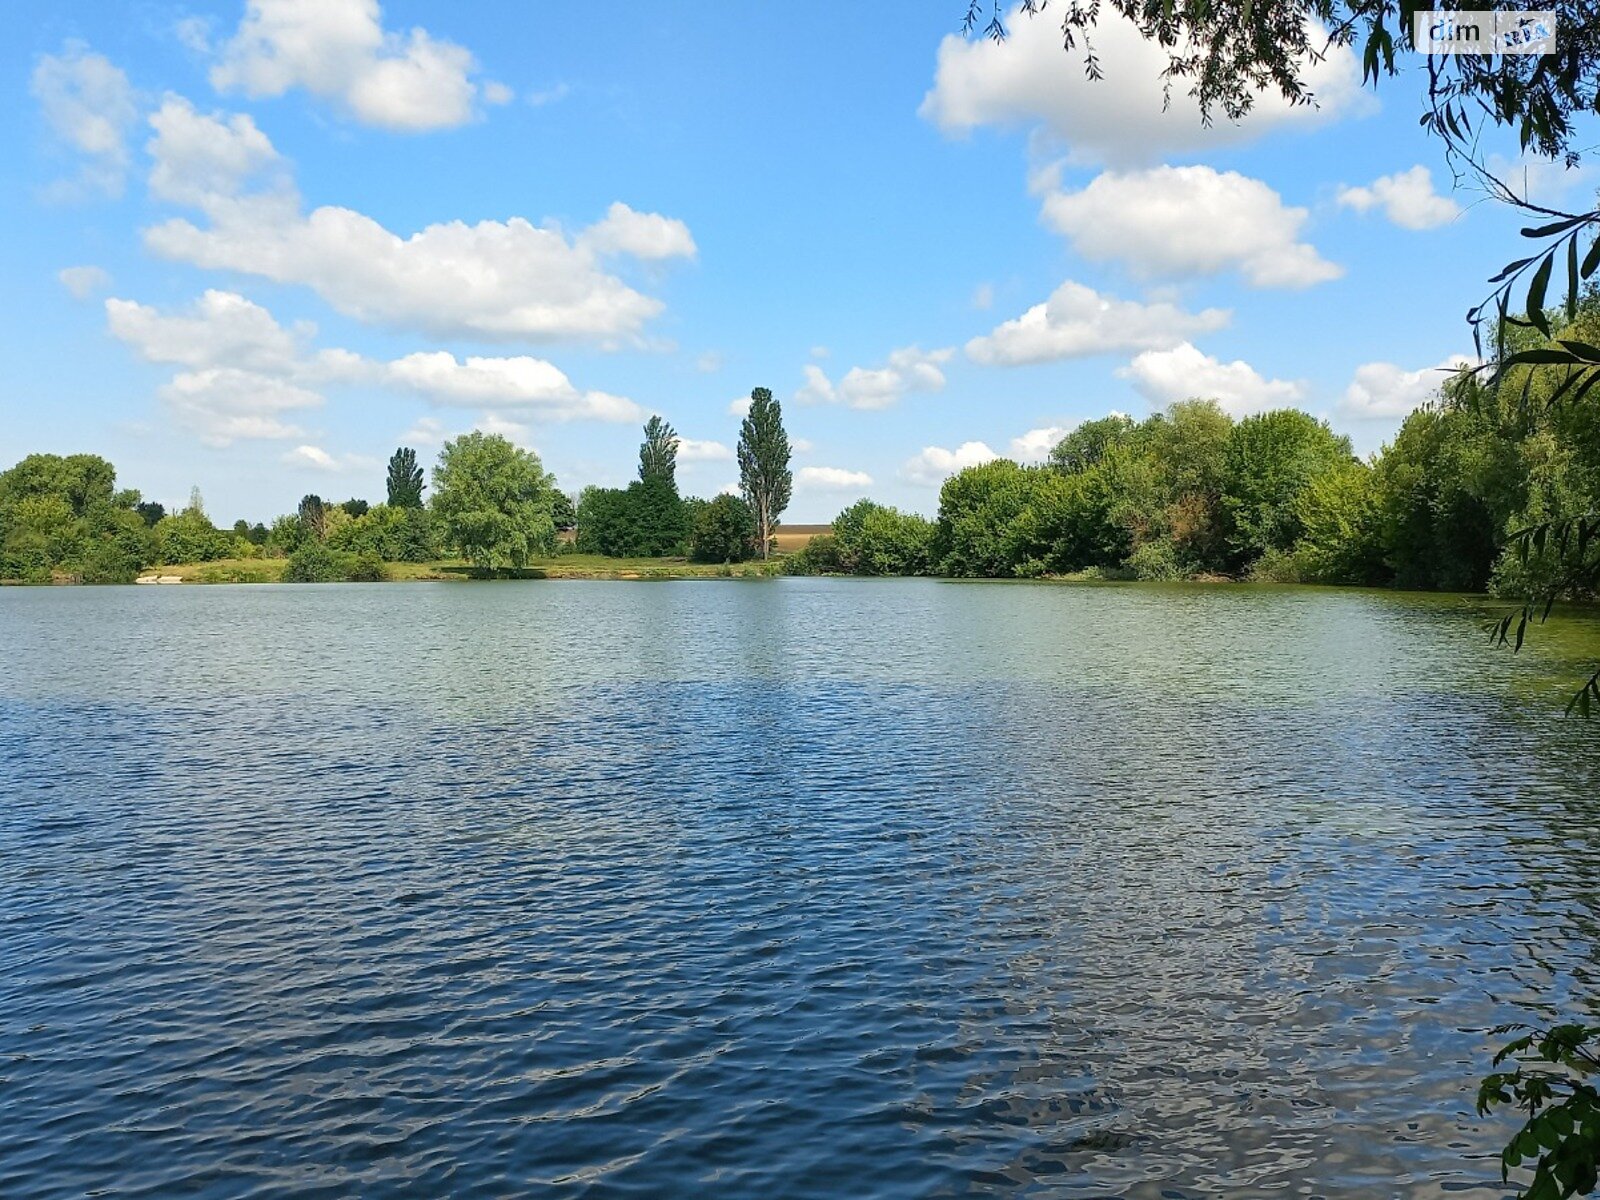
[
  {"x1": 737, "y1": 387, "x2": 792, "y2": 559},
  {"x1": 638, "y1": 417, "x2": 679, "y2": 487}
]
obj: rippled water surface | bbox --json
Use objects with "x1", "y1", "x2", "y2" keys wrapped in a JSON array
[{"x1": 4, "y1": 579, "x2": 1600, "y2": 1198}]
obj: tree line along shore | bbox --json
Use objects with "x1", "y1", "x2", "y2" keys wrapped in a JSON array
[{"x1": 4, "y1": 316, "x2": 1599, "y2": 600}]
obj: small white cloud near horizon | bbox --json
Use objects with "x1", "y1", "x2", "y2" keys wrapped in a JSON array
[
  {"x1": 527, "y1": 83, "x2": 570, "y2": 107},
  {"x1": 283, "y1": 444, "x2": 381, "y2": 472},
  {"x1": 1010, "y1": 424, "x2": 1076, "y2": 461},
  {"x1": 1340, "y1": 355, "x2": 1477, "y2": 419},
  {"x1": 105, "y1": 289, "x2": 643, "y2": 448},
  {"x1": 1337, "y1": 166, "x2": 1461, "y2": 230},
  {"x1": 1042, "y1": 165, "x2": 1341, "y2": 289},
  {"x1": 59, "y1": 265, "x2": 112, "y2": 299},
  {"x1": 902, "y1": 441, "x2": 999, "y2": 485},
  {"x1": 384, "y1": 352, "x2": 645, "y2": 423},
  {"x1": 677, "y1": 437, "x2": 733, "y2": 462},
  {"x1": 210, "y1": 0, "x2": 489, "y2": 131},
  {"x1": 967, "y1": 281, "x2": 1231, "y2": 366},
  {"x1": 163, "y1": 368, "x2": 322, "y2": 446},
  {"x1": 400, "y1": 416, "x2": 447, "y2": 446},
  {"x1": 798, "y1": 345, "x2": 954, "y2": 410},
  {"x1": 1119, "y1": 342, "x2": 1306, "y2": 416},
  {"x1": 31, "y1": 42, "x2": 138, "y2": 200},
  {"x1": 797, "y1": 465, "x2": 873, "y2": 490}
]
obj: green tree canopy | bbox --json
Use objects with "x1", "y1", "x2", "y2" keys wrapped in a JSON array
[
  {"x1": 431, "y1": 432, "x2": 558, "y2": 570},
  {"x1": 1221, "y1": 411, "x2": 1353, "y2": 563},
  {"x1": 1049, "y1": 414, "x2": 1137, "y2": 475}
]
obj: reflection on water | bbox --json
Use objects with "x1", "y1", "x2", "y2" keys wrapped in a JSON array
[{"x1": 2, "y1": 579, "x2": 1598, "y2": 1198}]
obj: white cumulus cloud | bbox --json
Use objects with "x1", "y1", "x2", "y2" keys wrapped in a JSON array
[
  {"x1": 58, "y1": 265, "x2": 111, "y2": 299},
  {"x1": 106, "y1": 289, "x2": 306, "y2": 373},
  {"x1": 677, "y1": 437, "x2": 733, "y2": 462},
  {"x1": 902, "y1": 441, "x2": 1000, "y2": 485},
  {"x1": 1042, "y1": 165, "x2": 1341, "y2": 288},
  {"x1": 1336, "y1": 165, "x2": 1461, "y2": 230},
  {"x1": 162, "y1": 368, "x2": 322, "y2": 446},
  {"x1": 579, "y1": 201, "x2": 697, "y2": 260},
  {"x1": 31, "y1": 43, "x2": 138, "y2": 199},
  {"x1": 382, "y1": 352, "x2": 645, "y2": 422},
  {"x1": 798, "y1": 345, "x2": 954, "y2": 410},
  {"x1": 797, "y1": 465, "x2": 873, "y2": 490},
  {"x1": 141, "y1": 114, "x2": 694, "y2": 344},
  {"x1": 1119, "y1": 343, "x2": 1305, "y2": 415},
  {"x1": 146, "y1": 94, "x2": 283, "y2": 206},
  {"x1": 211, "y1": 0, "x2": 487, "y2": 131},
  {"x1": 920, "y1": 8, "x2": 1369, "y2": 165},
  {"x1": 105, "y1": 289, "x2": 644, "y2": 445},
  {"x1": 1340, "y1": 356, "x2": 1476, "y2": 418},
  {"x1": 967, "y1": 281, "x2": 1230, "y2": 365},
  {"x1": 1010, "y1": 425, "x2": 1076, "y2": 461}
]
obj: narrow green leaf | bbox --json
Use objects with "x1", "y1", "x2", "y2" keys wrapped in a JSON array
[
  {"x1": 1568, "y1": 234, "x2": 1580, "y2": 321},
  {"x1": 1528, "y1": 253, "x2": 1554, "y2": 335}
]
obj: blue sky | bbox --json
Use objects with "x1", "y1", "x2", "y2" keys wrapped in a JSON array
[{"x1": 4, "y1": 1, "x2": 1591, "y2": 522}]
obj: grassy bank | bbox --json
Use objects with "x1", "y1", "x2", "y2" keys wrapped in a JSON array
[{"x1": 143, "y1": 554, "x2": 787, "y2": 584}]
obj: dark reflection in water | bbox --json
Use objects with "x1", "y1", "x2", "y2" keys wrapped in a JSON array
[{"x1": 3, "y1": 579, "x2": 1600, "y2": 1198}]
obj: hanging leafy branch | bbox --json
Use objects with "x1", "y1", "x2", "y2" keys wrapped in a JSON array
[{"x1": 1478, "y1": 1023, "x2": 1600, "y2": 1199}]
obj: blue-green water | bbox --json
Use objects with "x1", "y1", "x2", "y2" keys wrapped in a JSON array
[{"x1": 2, "y1": 579, "x2": 1599, "y2": 1198}]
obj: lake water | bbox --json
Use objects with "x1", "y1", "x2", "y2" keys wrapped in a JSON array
[{"x1": 3, "y1": 579, "x2": 1599, "y2": 1198}]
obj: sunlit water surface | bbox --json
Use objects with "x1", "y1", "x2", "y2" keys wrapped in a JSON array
[{"x1": 3, "y1": 579, "x2": 1600, "y2": 1199}]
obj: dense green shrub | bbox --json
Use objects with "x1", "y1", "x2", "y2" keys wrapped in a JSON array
[
  {"x1": 346, "y1": 550, "x2": 389, "y2": 582},
  {"x1": 327, "y1": 504, "x2": 440, "y2": 562},
  {"x1": 577, "y1": 477, "x2": 689, "y2": 557},
  {"x1": 785, "y1": 533, "x2": 844, "y2": 574},
  {"x1": 0, "y1": 453, "x2": 156, "y2": 582},
  {"x1": 283, "y1": 542, "x2": 353, "y2": 582},
  {"x1": 689, "y1": 494, "x2": 755, "y2": 562},
  {"x1": 153, "y1": 507, "x2": 234, "y2": 564},
  {"x1": 828, "y1": 499, "x2": 937, "y2": 575}
]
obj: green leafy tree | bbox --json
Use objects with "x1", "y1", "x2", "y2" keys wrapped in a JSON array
[
  {"x1": 689, "y1": 493, "x2": 756, "y2": 563},
  {"x1": 431, "y1": 431, "x2": 557, "y2": 570},
  {"x1": 340, "y1": 498, "x2": 369, "y2": 517},
  {"x1": 639, "y1": 416, "x2": 679, "y2": 486},
  {"x1": 135, "y1": 501, "x2": 165, "y2": 527},
  {"x1": 1293, "y1": 460, "x2": 1389, "y2": 585},
  {"x1": 737, "y1": 387, "x2": 792, "y2": 559},
  {"x1": 1221, "y1": 411, "x2": 1353, "y2": 565},
  {"x1": 1050, "y1": 414, "x2": 1137, "y2": 475},
  {"x1": 936, "y1": 460, "x2": 1047, "y2": 577},
  {"x1": 551, "y1": 490, "x2": 576, "y2": 532},
  {"x1": 387, "y1": 447, "x2": 424, "y2": 508},
  {"x1": 830, "y1": 499, "x2": 937, "y2": 575}
]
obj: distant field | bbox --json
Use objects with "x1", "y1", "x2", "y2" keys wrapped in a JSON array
[{"x1": 772, "y1": 524, "x2": 830, "y2": 553}]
